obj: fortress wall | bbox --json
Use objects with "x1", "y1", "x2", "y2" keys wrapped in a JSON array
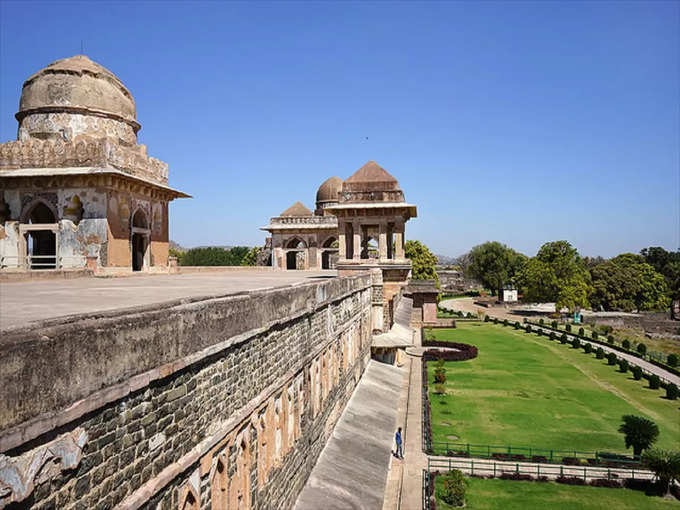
[{"x1": 0, "y1": 274, "x2": 372, "y2": 510}]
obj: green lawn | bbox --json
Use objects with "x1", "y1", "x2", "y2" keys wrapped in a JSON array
[
  {"x1": 434, "y1": 477, "x2": 679, "y2": 509},
  {"x1": 428, "y1": 323, "x2": 679, "y2": 453}
]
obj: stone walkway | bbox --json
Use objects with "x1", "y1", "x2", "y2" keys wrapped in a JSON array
[
  {"x1": 294, "y1": 360, "x2": 407, "y2": 510},
  {"x1": 440, "y1": 298, "x2": 680, "y2": 386}
]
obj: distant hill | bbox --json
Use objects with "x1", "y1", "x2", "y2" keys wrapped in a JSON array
[
  {"x1": 436, "y1": 254, "x2": 457, "y2": 265},
  {"x1": 169, "y1": 241, "x2": 236, "y2": 252}
]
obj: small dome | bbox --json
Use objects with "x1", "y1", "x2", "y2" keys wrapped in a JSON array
[
  {"x1": 316, "y1": 176, "x2": 342, "y2": 205},
  {"x1": 280, "y1": 201, "x2": 313, "y2": 217},
  {"x1": 16, "y1": 55, "x2": 139, "y2": 132}
]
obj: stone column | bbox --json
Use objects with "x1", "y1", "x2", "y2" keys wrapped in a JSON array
[
  {"x1": 395, "y1": 229, "x2": 405, "y2": 260},
  {"x1": 338, "y1": 224, "x2": 346, "y2": 260},
  {"x1": 352, "y1": 221, "x2": 361, "y2": 261},
  {"x1": 378, "y1": 221, "x2": 388, "y2": 260}
]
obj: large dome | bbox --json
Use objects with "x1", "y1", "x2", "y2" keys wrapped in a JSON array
[
  {"x1": 16, "y1": 55, "x2": 140, "y2": 144},
  {"x1": 316, "y1": 176, "x2": 342, "y2": 205}
]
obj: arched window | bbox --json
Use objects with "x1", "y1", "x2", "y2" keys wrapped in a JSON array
[{"x1": 23, "y1": 201, "x2": 57, "y2": 269}]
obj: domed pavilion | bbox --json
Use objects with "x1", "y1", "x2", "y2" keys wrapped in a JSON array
[{"x1": 0, "y1": 55, "x2": 189, "y2": 272}]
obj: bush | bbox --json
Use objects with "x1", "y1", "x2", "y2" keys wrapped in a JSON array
[
  {"x1": 632, "y1": 366, "x2": 643, "y2": 380},
  {"x1": 503, "y1": 319, "x2": 508, "y2": 327},
  {"x1": 438, "y1": 469, "x2": 466, "y2": 506},
  {"x1": 539, "y1": 318, "x2": 545, "y2": 325},
  {"x1": 551, "y1": 320, "x2": 558, "y2": 329},
  {"x1": 537, "y1": 328, "x2": 543, "y2": 336},
  {"x1": 484, "y1": 315, "x2": 489, "y2": 322},
  {"x1": 667, "y1": 354, "x2": 678, "y2": 367},
  {"x1": 434, "y1": 383, "x2": 446, "y2": 395},
  {"x1": 649, "y1": 375, "x2": 660, "y2": 390},
  {"x1": 526, "y1": 325, "x2": 532, "y2": 333},
  {"x1": 556, "y1": 476, "x2": 586, "y2": 486},
  {"x1": 466, "y1": 312, "x2": 474, "y2": 319},
  {"x1": 523, "y1": 317, "x2": 528, "y2": 323},
  {"x1": 584, "y1": 343, "x2": 593, "y2": 354},
  {"x1": 607, "y1": 352, "x2": 617, "y2": 365},
  {"x1": 622, "y1": 339, "x2": 631, "y2": 350},
  {"x1": 666, "y1": 383, "x2": 679, "y2": 400},
  {"x1": 590, "y1": 479, "x2": 622, "y2": 488},
  {"x1": 592, "y1": 331, "x2": 599, "y2": 341},
  {"x1": 637, "y1": 343, "x2": 647, "y2": 356},
  {"x1": 578, "y1": 327, "x2": 585, "y2": 336},
  {"x1": 596, "y1": 347, "x2": 605, "y2": 359},
  {"x1": 560, "y1": 333, "x2": 568, "y2": 344},
  {"x1": 572, "y1": 338, "x2": 581, "y2": 349},
  {"x1": 565, "y1": 324, "x2": 572, "y2": 332},
  {"x1": 607, "y1": 335, "x2": 615, "y2": 345},
  {"x1": 493, "y1": 317, "x2": 498, "y2": 324},
  {"x1": 618, "y1": 359, "x2": 629, "y2": 373},
  {"x1": 549, "y1": 332, "x2": 556, "y2": 341},
  {"x1": 514, "y1": 321, "x2": 520, "y2": 329}
]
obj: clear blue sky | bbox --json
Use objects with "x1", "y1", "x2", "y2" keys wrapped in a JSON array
[{"x1": 1, "y1": 1, "x2": 678, "y2": 258}]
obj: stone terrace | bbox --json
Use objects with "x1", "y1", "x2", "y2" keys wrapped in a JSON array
[{"x1": 0, "y1": 269, "x2": 335, "y2": 330}]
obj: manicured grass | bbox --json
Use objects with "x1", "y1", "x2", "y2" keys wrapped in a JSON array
[
  {"x1": 434, "y1": 476, "x2": 679, "y2": 509},
  {"x1": 428, "y1": 323, "x2": 679, "y2": 453}
]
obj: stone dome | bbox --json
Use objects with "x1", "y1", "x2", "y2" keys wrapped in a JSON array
[
  {"x1": 15, "y1": 55, "x2": 140, "y2": 144},
  {"x1": 316, "y1": 176, "x2": 342, "y2": 205}
]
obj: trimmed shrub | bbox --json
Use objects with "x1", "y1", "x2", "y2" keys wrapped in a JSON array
[
  {"x1": 632, "y1": 366, "x2": 643, "y2": 380},
  {"x1": 514, "y1": 321, "x2": 520, "y2": 329},
  {"x1": 607, "y1": 335, "x2": 615, "y2": 345},
  {"x1": 565, "y1": 324, "x2": 572, "y2": 332},
  {"x1": 572, "y1": 338, "x2": 581, "y2": 349},
  {"x1": 466, "y1": 312, "x2": 474, "y2": 319},
  {"x1": 537, "y1": 328, "x2": 543, "y2": 336},
  {"x1": 596, "y1": 347, "x2": 605, "y2": 359},
  {"x1": 499, "y1": 472, "x2": 532, "y2": 481},
  {"x1": 578, "y1": 327, "x2": 585, "y2": 336},
  {"x1": 526, "y1": 325, "x2": 532, "y2": 333},
  {"x1": 607, "y1": 352, "x2": 617, "y2": 365},
  {"x1": 667, "y1": 354, "x2": 678, "y2": 367},
  {"x1": 484, "y1": 315, "x2": 489, "y2": 322},
  {"x1": 583, "y1": 343, "x2": 592, "y2": 354},
  {"x1": 590, "y1": 479, "x2": 622, "y2": 488},
  {"x1": 503, "y1": 319, "x2": 508, "y2": 327},
  {"x1": 560, "y1": 333, "x2": 568, "y2": 344},
  {"x1": 666, "y1": 383, "x2": 679, "y2": 400},
  {"x1": 549, "y1": 332, "x2": 556, "y2": 341},
  {"x1": 539, "y1": 318, "x2": 545, "y2": 326},
  {"x1": 622, "y1": 339, "x2": 631, "y2": 350},
  {"x1": 551, "y1": 320, "x2": 558, "y2": 329},
  {"x1": 493, "y1": 317, "x2": 498, "y2": 324},
  {"x1": 648, "y1": 374, "x2": 660, "y2": 390},
  {"x1": 637, "y1": 343, "x2": 647, "y2": 355},
  {"x1": 618, "y1": 359, "x2": 629, "y2": 373},
  {"x1": 592, "y1": 331, "x2": 598, "y2": 341},
  {"x1": 556, "y1": 476, "x2": 586, "y2": 486},
  {"x1": 439, "y1": 469, "x2": 466, "y2": 506}
]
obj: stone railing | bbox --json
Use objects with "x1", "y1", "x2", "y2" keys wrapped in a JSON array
[{"x1": 269, "y1": 215, "x2": 338, "y2": 226}]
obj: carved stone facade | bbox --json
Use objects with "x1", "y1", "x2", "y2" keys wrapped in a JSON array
[{"x1": 0, "y1": 55, "x2": 188, "y2": 273}]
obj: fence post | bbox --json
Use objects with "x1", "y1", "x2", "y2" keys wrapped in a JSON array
[
  {"x1": 632, "y1": 467, "x2": 635, "y2": 480},
  {"x1": 471, "y1": 460, "x2": 474, "y2": 476},
  {"x1": 550, "y1": 450, "x2": 553, "y2": 463},
  {"x1": 537, "y1": 464, "x2": 540, "y2": 477},
  {"x1": 583, "y1": 467, "x2": 586, "y2": 482},
  {"x1": 516, "y1": 463, "x2": 519, "y2": 474},
  {"x1": 467, "y1": 443, "x2": 470, "y2": 456},
  {"x1": 494, "y1": 462, "x2": 496, "y2": 478},
  {"x1": 608, "y1": 469, "x2": 611, "y2": 480},
  {"x1": 449, "y1": 458, "x2": 451, "y2": 471},
  {"x1": 560, "y1": 466, "x2": 563, "y2": 477}
]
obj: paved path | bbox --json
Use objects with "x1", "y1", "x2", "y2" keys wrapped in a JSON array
[
  {"x1": 440, "y1": 298, "x2": 680, "y2": 386},
  {"x1": 0, "y1": 269, "x2": 334, "y2": 330},
  {"x1": 294, "y1": 360, "x2": 407, "y2": 510}
]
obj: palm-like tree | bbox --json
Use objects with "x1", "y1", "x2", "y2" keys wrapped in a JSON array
[
  {"x1": 643, "y1": 449, "x2": 680, "y2": 496},
  {"x1": 618, "y1": 415, "x2": 659, "y2": 456}
]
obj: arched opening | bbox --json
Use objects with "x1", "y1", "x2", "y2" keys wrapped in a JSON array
[
  {"x1": 24, "y1": 201, "x2": 57, "y2": 269},
  {"x1": 285, "y1": 238, "x2": 306, "y2": 270},
  {"x1": 179, "y1": 485, "x2": 199, "y2": 510},
  {"x1": 131, "y1": 209, "x2": 149, "y2": 271},
  {"x1": 321, "y1": 237, "x2": 338, "y2": 269}
]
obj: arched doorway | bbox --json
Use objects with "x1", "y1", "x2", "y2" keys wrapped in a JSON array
[
  {"x1": 23, "y1": 201, "x2": 57, "y2": 269},
  {"x1": 285, "y1": 238, "x2": 306, "y2": 270},
  {"x1": 321, "y1": 237, "x2": 338, "y2": 269},
  {"x1": 131, "y1": 209, "x2": 149, "y2": 271}
]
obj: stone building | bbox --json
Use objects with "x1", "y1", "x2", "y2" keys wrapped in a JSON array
[
  {"x1": 0, "y1": 55, "x2": 188, "y2": 273},
  {"x1": 261, "y1": 176, "x2": 341, "y2": 270}
]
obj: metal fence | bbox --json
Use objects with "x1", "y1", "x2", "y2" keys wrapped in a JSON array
[{"x1": 428, "y1": 441, "x2": 641, "y2": 467}]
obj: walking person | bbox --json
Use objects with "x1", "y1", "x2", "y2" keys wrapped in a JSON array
[{"x1": 395, "y1": 427, "x2": 404, "y2": 459}]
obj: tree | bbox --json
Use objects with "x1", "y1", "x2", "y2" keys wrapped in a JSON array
[
  {"x1": 618, "y1": 415, "x2": 659, "y2": 456},
  {"x1": 241, "y1": 247, "x2": 260, "y2": 266},
  {"x1": 405, "y1": 240, "x2": 438, "y2": 283},
  {"x1": 466, "y1": 241, "x2": 526, "y2": 295},
  {"x1": 641, "y1": 247, "x2": 680, "y2": 301},
  {"x1": 180, "y1": 246, "x2": 252, "y2": 266},
  {"x1": 520, "y1": 241, "x2": 591, "y2": 312},
  {"x1": 642, "y1": 449, "x2": 680, "y2": 496}
]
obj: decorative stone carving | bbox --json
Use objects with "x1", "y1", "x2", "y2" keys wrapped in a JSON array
[{"x1": 0, "y1": 428, "x2": 87, "y2": 509}]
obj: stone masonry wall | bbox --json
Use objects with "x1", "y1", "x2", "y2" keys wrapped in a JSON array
[{"x1": 0, "y1": 274, "x2": 372, "y2": 510}]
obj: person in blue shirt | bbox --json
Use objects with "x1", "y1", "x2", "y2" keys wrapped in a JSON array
[{"x1": 395, "y1": 427, "x2": 404, "y2": 459}]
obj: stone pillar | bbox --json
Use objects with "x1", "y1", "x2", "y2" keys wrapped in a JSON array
[
  {"x1": 338, "y1": 226, "x2": 346, "y2": 260},
  {"x1": 370, "y1": 268, "x2": 384, "y2": 333},
  {"x1": 395, "y1": 229, "x2": 404, "y2": 260},
  {"x1": 378, "y1": 222, "x2": 387, "y2": 260},
  {"x1": 352, "y1": 221, "x2": 361, "y2": 261}
]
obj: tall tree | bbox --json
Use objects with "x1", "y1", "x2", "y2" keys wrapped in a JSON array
[
  {"x1": 405, "y1": 240, "x2": 438, "y2": 283},
  {"x1": 618, "y1": 415, "x2": 659, "y2": 456},
  {"x1": 520, "y1": 241, "x2": 591, "y2": 312},
  {"x1": 643, "y1": 449, "x2": 680, "y2": 496},
  {"x1": 641, "y1": 247, "x2": 680, "y2": 300},
  {"x1": 465, "y1": 241, "x2": 526, "y2": 295}
]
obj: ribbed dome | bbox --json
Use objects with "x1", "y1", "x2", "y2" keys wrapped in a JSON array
[
  {"x1": 316, "y1": 176, "x2": 342, "y2": 204},
  {"x1": 16, "y1": 55, "x2": 139, "y2": 132}
]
